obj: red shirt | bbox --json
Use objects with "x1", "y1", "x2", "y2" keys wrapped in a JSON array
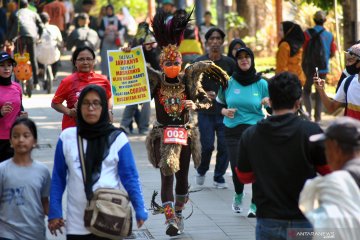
[
  {"x1": 43, "y1": 0, "x2": 66, "y2": 31},
  {"x1": 52, "y1": 71, "x2": 111, "y2": 130}
]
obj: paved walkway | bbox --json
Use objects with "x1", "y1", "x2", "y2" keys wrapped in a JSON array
[
  {"x1": 24, "y1": 51, "x2": 336, "y2": 240},
  {"x1": 27, "y1": 93, "x2": 256, "y2": 240},
  {"x1": 23, "y1": 52, "x2": 255, "y2": 240}
]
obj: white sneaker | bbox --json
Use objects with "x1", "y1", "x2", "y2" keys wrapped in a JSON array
[
  {"x1": 176, "y1": 212, "x2": 184, "y2": 234},
  {"x1": 195, "y1": 173, "x2": 205, "y2": 185},
  {"x1": 213, "y1": 181, "x2": 228, "y2": 189},
  {"x1": 232, "y1": 193, "x2": 244, "y2": 213}
]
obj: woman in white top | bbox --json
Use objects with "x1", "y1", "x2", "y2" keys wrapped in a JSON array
[{"x1": 48, "y1": 85, "x2": 148, "y2": 239}]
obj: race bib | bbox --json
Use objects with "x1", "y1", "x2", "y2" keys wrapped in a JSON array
[{"x1": 163, "y1": 127, "x2": 188, "y2": 145}]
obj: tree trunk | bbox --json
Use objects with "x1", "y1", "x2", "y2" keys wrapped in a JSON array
[
  {"x1": 342, "y1": 0, "x2": 356, "y2": 49},
  {"x1": 236, "y1": 0, "x2": 258, "y2": 38},
  {"x1": 234, "y1": 0, "x2": 266, "y2": 50},
  {"x1": 216, "y1": 0, "x2": 225, "y2": 32}
]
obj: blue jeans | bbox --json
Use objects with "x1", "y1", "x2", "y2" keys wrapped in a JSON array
[
  {"x1": 196, "y1": 113, "x2": 228, "y2": 183},
  {"x1": 256, "y1": 218, "x2": 313, "y2": 240},
  {"x1": 120, "y1": 102, "x2": 150, "y2": 133},
  {"x1": 303, "y1": 73, "x2": 326, "y2": 122}
]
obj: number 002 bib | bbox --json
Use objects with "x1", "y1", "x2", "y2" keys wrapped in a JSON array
[{"x1": 163, "y1": 127, "x2": 188, "y2": 145}]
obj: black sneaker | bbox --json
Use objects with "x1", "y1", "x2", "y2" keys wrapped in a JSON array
[{"x1": 166, "y1": 219, "x2": 179, "y2": 236}]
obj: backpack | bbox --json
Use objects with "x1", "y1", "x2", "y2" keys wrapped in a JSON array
[
  {"x1": 36, "y1": 28, "x2": 60, "y2": 65},
  {"x1": 75, "y1": 29, "x2": 95, "y2": 50},
  {"x1": 302, "y1": 28, "x2": 326, "y2": 76}
]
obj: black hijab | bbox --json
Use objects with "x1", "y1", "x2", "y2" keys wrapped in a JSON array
[
  {"x1": 232, "y1": 47, "x2": 261, "y2": 86},
  {"x1": 0, "y1": 76, "x2": 11, "y2": 86},
  {"x1": 106, "y1": 4, "x2": 115, "y2": 17},
  {"x1": 279, "y1": 21, "x2": 305, "y2": 57},
  {"x1": 77, "y1": 85, "x2": 117, "y2": 200},
  {"x1": 227, "y1": 38, "x2": 246, "y2": 61}
]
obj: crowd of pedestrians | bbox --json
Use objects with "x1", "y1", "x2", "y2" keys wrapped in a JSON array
[{"x1": 1, "y1": 1, "x2": 360, "y2": 240}]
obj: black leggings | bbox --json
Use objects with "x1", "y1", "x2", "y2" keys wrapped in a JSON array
[
  {"x1": 154, "y1": 138, "x2": 192, "y2": 203},
  {"x1": 224, "y1": 124, "x2": 251, "y2": 194},
  {"x1": 67, "y1": 234, "x2": 109, "y2": 240}
]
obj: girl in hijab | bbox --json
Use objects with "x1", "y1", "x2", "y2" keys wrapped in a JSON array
[
  {"x1": 48, "y1": 85, "x2": 148, "y2": 239},
  {"x1": 227, "y1": 38, "x2": 246, "y2": 62},
  {"x1": 98, "y1": 4, "x2": 123, "y2": 77},
  {"x1": 276, "y1": 21, "x2": 305, "y2": 86},
  {"x1": 217, "y1": 47, "x2": 269, "y2": 217}
]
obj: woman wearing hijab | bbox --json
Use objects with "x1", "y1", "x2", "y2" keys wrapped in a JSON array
[
  {"x1": 51, "y1": 46, "x2": 112, "y2": 130},
  {"x1": 227, "y1": 38, "x2": 246, "y2": 62},
  {"x1": 276, "y1": 21, "x2": 305, "y2": 86},
  {"x1": 48, "y1": 85, "x2": 148, "y2": 239},
  {"x1": 0, "y1": 52, "x2": 28, "y2": 162},
  {"x1": 98, "y1": 4, "x2": 123, "y2": 77},
  {"x1": 217, "y1": 47, "x2": 269, "y2": 217}
]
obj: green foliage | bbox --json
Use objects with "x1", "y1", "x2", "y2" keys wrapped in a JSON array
[
  {"x1": 304, "y1": 0, "x2": 333, "y2": 10},
  {"x1": 93, "y1": 0, "x2": 147, "y2": 20},
  {"x1": 224, "y1": 12, "x2": 246, "y2": 31},
  {"x1": 288, "y1": 0, "x2": 333, "y2": 10},
  {"x1": 255, "y1": 57, "x2": 276, "y2": 71}
]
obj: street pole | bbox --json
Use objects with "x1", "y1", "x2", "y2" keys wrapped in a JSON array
[
  {"x1": 356, "y1": 0, "x2": 360, "y2": 41},
  {"x1": 275, "y1": 0, "x2": 282, "y2": 43},
  {"x1": 195, "y1": 0, "x2": 203, "y2": 25},
  {"x1": 334, "y1": 0, "x2": 343, "y2": 70},
  {"x1": 177, "y1": 0, "x2": 186, "y2": 9}
]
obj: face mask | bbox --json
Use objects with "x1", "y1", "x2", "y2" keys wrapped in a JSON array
[
  {"x1": 163, "y1": 65, "x2": 181, "y2": 78},
  {"x1": 346, "y1": 61, "x2": 360, "y2": 75}
]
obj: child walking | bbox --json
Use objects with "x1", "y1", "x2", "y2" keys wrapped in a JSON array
[{"x1": 0, "y1": 118, "x2": 51, "y2": 240}]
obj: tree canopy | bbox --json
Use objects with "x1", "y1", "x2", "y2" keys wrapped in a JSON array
[{"x1": 299, "y1": 0, "x2": 333, "y2": 10}]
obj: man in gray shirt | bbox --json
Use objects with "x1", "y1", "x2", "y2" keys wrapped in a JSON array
[
  {"x1": 66, "y1": 13, "x2": 100, "y2": 51},
  {"x1": 193, "y1": 28, "x2": 236, "y2": 189}
]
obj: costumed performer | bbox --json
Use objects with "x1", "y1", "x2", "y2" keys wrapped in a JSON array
[{"x1": 145, "y1": 9, "x2": 229, "y2": 236}]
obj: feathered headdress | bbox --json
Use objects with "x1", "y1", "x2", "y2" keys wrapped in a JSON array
[
  {"x1": 132, "y1": 22, "x2": 156, "y2": 47},
  {"x1": 152, "y1": 9, "x2": 193, "y2": 65}
]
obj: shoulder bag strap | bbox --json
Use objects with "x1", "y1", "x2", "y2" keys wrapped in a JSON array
[
  {"x1": 77, "y1": 134, "x2": 86, "y2": 184},
  {"x1": 344, "y1": 75, "x2": 355, "y2": 116},
  {"x1": 85, "y1": 28, "x2": 91, "y2": 41},
  {"x1": 316, "y1": 29, "x2": 325, "y2": 37}
]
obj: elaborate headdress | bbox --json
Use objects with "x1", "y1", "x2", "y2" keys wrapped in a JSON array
[
  {"x1": 152, "y1": 9, "x2": 192, "y2": 65},
  {"x1": 132, "y1": 22, "x2": 156, "y2": 47}
]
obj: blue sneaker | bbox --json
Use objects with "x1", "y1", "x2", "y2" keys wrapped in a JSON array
[{"x1": 247, "y1": 203, "x2": 257, "y2": 218}]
